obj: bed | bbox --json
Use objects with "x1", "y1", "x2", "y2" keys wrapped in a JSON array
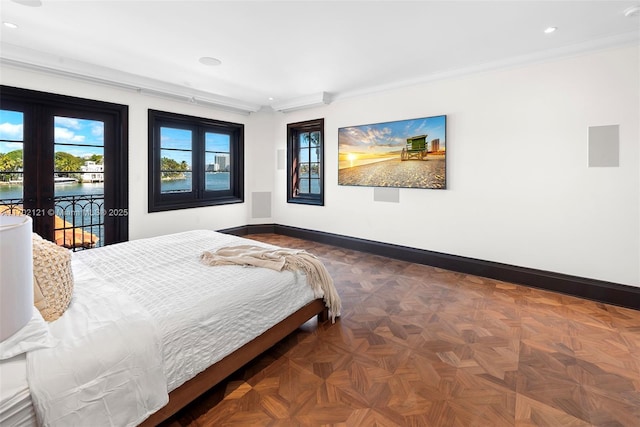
[{"x1": 0, "y1": 230, "x2": 339, "y2": 426}]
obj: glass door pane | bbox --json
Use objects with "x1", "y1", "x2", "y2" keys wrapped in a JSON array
[
  {"x1": 0, "y1": 109, "x2": 25, "y2": 214},
  {"x1": 53, "y1": 116, "x2": 105, "y2": 249}
]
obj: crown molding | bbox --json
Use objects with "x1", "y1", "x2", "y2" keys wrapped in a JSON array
[
  {"x1": 271, "y1": 92, "x2": 331, "y2": 113},
  {"x1": 332, "y1": 30, "x2": 640, "y2": 102},
  {"x1": 0, "y1": 43, "x2": 261, "y2": 115},
  {"x1": 1, "y1": 30, "x2": 637, "y2": 113}
]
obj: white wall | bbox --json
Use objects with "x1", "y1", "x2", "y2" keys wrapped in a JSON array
[
  {"x1": 0, "y1": 66, "x2": 252, "y2": 239},
  {"x1": 2, "y1": 44, "x2": 638, "y2": 286},
  {"x1": 245, "y1": 108, "x2": 278, "y2": 224},
  {"x1": 271, "y1": 45, "x2": 640, "y2": 287}
]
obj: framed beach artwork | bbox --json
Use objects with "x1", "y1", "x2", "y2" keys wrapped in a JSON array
[{"x1": 338, "y1": 115, "x2": 446, "y2": 189}]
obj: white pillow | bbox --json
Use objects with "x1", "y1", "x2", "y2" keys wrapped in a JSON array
[{"x1": 0, "y1": 308, "x2": 57, "y2": 360}]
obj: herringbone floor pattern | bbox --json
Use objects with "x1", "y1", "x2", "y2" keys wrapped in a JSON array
[{"x1": 161, "y1": 234, "x2": 640, "y2": 427}]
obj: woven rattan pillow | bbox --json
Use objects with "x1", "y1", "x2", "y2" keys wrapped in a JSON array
[{"x1": 32, "y1": 234, "x2": 74, "y2": 322}]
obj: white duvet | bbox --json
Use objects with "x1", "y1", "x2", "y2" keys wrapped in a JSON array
[
  {"x1": 26, "y1": 230, "x2": 319, "y2": 426},
  {"x1": 26, "y1": 258, "x2": 168, "y2": 427}
]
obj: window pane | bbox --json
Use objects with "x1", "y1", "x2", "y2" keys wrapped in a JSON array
[
  {"x1": 205, "y1": 132, "x2": 230, "y2": 191},
  {"x1": 298, "y1": 146, "x2": 309, "y2": 163},
  {"x1": 310, "y1": 131, "x2": 321, "y2": 147},
  {"x1": 299, "y1": 178, "x2": 310, "y2": 193},
  {"x1": 52, "y1": 116, "x2": 106, "y2": 250},
  {"x1": 54, "y1": 117, "x2": 104, "y2": 146},
  {"x1": 161, "y1": 171, "x2": 192, "y2": 193},
  {"x1": 299, "y1": 162, "x2": 310, "y2": 178},
  {"x1": 54, "y1": 116, "x2": 105, "y2": 184},
  {"x1": 205, "y1": 171, "x2": 230, "y2": 191},
  {"x1": 159, "y1": 127, "x2": 192, "y2": 194},
  {"x1": 161, "y1": 127, "x2": 192, "y2": 150},
  {"x1": 205, "y1": 132, "x2": 230, "y2": 153},
  {"x1": 310, "y1": 178, "x2": 320, "y2": 194},
  {"x1": 160, "y1": 149, "x2": 192, "y2": 193},
  {"x1": 299, "y1": 132, "x2": 310, "y2": 148},
  {"x1": 0, "y1": 109, "x2": 23, "y2": 141},
  {"x1": 205, "y1": 152, "x2": 230, "y2": 191},
  {"x1": 0, "y1": 110, "x2": 24, "y2": 202},
  {"x1": 54, "y1": 146, "x2": 105, "y2": 193},
  {"x1": 310, "y1": 162, "x2": 320, "y2": 177},
  {"x1": 310, "y1": 145, "x2": 319, "y2": 162},
  {"x1": 160, "y1": 149, "x2": 192, "y2": 170}
]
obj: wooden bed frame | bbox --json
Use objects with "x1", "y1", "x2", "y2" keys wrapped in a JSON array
[{"x1": 139, "y1": 298, "x2": 328, "y2": 426}]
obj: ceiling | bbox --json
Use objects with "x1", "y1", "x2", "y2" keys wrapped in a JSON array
[{"x1": 1, "y1": 0, "x2": 639, "y2": 113}]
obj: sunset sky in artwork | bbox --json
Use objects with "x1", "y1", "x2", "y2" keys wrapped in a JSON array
[{"x1": 338, "y1": 115, "x2": 446, "y2": 164}]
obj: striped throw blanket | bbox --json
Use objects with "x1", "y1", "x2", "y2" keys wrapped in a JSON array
[{"x1": 200, "y1": 245, "x2": 341, "y2": 322}]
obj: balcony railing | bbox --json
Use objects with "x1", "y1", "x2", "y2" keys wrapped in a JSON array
[{"x1": 0, "y1": 194, "x2": 104, "y2": 251}]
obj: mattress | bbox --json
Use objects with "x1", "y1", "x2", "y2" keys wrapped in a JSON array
[
  {"x1": 0, "y1": 354, "x2": 36, "y2": 427},
  {"x1": 1, "y1": 229, "x2": 322, "y2": 427}
]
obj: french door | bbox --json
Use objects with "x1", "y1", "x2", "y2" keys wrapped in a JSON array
[{"x1": 0, "y1": 86, "x2": 128, "y2": 248}]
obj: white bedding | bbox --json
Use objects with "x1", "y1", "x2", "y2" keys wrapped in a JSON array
[
  {"x1": 26, "y1": 258, "x2": 168, "y2": 427},
  {"x1": 72, "y1": 230, "x2": 318, "y2": 391},
  {"x1": 11, "y1": 230, "x2": 321, "y2": 427},
  {"x1": 0, "y1": 354, "x2": 35, "y2": 427}
]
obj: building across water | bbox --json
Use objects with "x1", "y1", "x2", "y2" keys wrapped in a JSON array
[{"x1": 80, "y1": 161, "x2": 104, "y2": 183}]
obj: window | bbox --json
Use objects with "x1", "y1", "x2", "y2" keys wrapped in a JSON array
[
  {"x1": 148, "y1": 110, "x2": 243, "y2": 212},
  {"x1": 0, "y1": 85, "x2": 128, "y2": 248},
  {"x1": 287, "y1": 118, "x2": 324, "y2": 205}
]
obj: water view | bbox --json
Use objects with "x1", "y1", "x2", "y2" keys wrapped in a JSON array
[
  {"x1": 162, "y1": 172, "x2": 231, "y2": 193},
  {"x1": 0, "y1": 181, "x2": 104, "y2": 200},
  {"x1": 0, "y1": 182, "x2": 105, "y2": 249}
]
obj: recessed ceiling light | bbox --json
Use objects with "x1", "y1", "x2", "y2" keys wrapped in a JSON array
[
  {"x1": 3, "y1": 22, "x2": 19, "y2": 29},
  {"x1": 199, "y1": 57, "x2": 222, "y2": 66},
  {"x1": 268, "y1": 97, "x2": 274, "y2": 101},
  {"x1": 544, "y1": 27, "x2": 557, "y2": 34}
]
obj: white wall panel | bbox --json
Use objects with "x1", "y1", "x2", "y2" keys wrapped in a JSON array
[{"x1": 271, "y1": 46, "x2": 639, "y2": 286}]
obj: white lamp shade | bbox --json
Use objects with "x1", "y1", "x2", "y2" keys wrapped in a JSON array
[{"x1": 0, "y1": 215, "x2": 34, "y2": 342}]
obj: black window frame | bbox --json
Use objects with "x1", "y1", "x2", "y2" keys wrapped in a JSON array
[
  {"x1": 0, "y1": 85, "x2": 129, "y2": 246},
  {"x1": 148, "y1": 109, "x2": 244, "y2": 212},
  {"x1": 287, "y1": 118, "x2": 324, "y2": 206}
]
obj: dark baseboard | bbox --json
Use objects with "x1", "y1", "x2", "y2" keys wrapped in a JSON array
[
  {"x1": 222, "y1": 224, "x2": 640, "y2": 311},
  {"x1": 218, "y1": 224, "x2": 276, "y2": 236}
]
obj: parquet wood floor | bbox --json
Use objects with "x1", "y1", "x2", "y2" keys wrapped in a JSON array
[{"x1": 160, "y1": 234, "x2": 640, "y2": 427}]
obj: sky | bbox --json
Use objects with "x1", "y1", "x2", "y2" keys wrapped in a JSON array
[
  {"x1": 53, "y1": 116, "x2": 104, "y2": 158},
  {"x1": 0, "y1": 110, "x2": 105, "y2": 158},
  {"x1": 0, "y1": 111, "x2": 231, "y2": 167},
  {"x1": 161, "y1": 127, "x2": 230, "y2": 167},
  {"x1": 338, "y1": 115, "x2": 446, "y2": 156},
  {"x1": 0, "y1": 110, "x2": 24, "y2": 154}
]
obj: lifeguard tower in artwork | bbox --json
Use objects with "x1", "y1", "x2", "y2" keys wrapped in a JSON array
[{"x1": 401, "y1": 135, "x2": 429, "y2": 161}]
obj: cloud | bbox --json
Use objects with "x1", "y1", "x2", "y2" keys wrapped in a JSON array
[
  {"x1": 0, "y1": 122, "x2": 23, "y2": 140},
  {"x1": 339, "y1": 126, "x2": 404, "y2": 149},
  {"x1": 339, "y1": 116, "x2": 447, "y2": 154},
  {"x1": 91, "y1": 122, "x2": 104, "y2": 138},
  {"x1": 55, "y1": 127, "x2": 86, "y2": 143},
  {"x1": 55, "y1": 117, "x2": 82, "y2": 130}
]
